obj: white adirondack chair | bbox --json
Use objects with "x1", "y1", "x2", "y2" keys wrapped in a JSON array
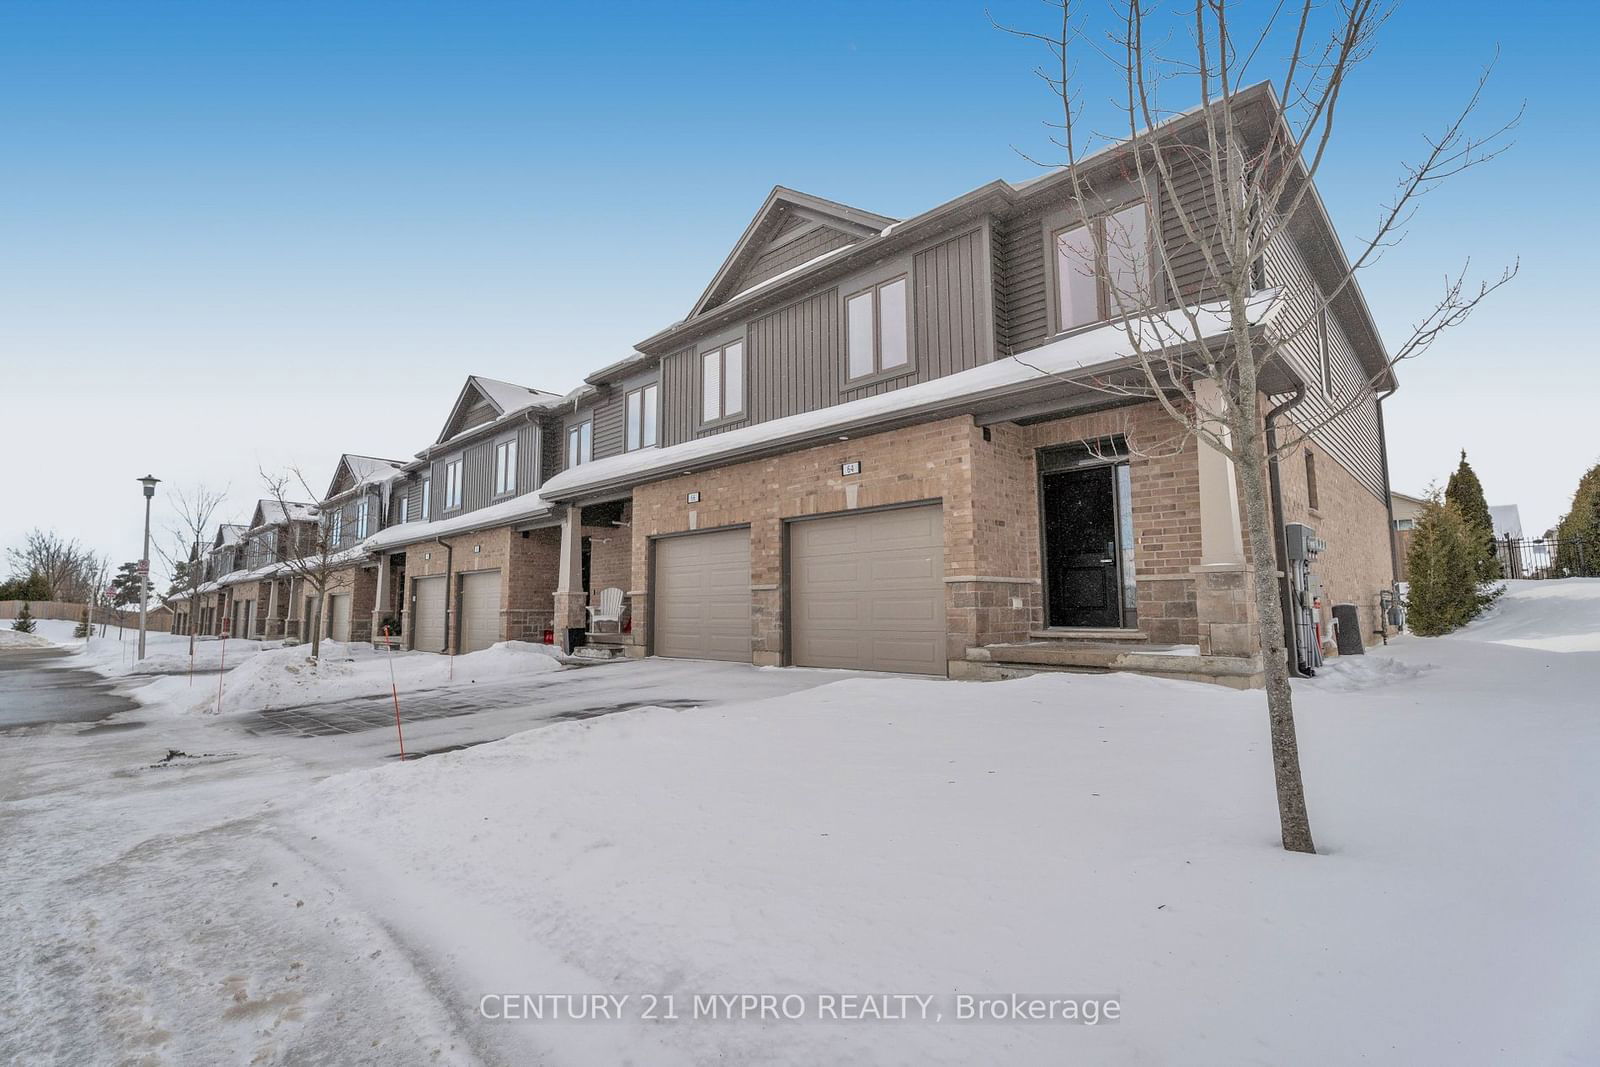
[{"x1": 587, "y1": 586, "x2": 625, "y2": 633}]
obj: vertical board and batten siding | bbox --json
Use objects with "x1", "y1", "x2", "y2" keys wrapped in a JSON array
[
  {"x1": 590, "y1": 368, "x2": 662, "y2": 462},
  {"x1": 658, "y1": 227, "x2": 991, "y2": 447},
  {"x1": 421, "y1": 421, "x2": 544, "y2": 521},
  {"x1": 912, "y1": 227, "x2": 989, "y2": 382},
  {"x1": 1262, "y1": 230, "x2": 1386, "y2": 499},
  {"x1": 995, "y1": 163, "x2": 1220, "y2": 357}
]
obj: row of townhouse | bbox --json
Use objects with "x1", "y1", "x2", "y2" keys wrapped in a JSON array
[{"x1": 171, "y1": 83, "x2": 1399, "y2": 687}]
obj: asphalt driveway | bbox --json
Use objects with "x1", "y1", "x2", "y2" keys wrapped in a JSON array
[{"x1": 0, "y1": 648, "x2": 139, "y2": 728}]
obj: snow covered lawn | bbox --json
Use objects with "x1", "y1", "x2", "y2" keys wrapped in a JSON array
[
  {"x1": 293, "y1": 580, "x2": 1600, "y2": 1064},
  {"x1": 3, "y1": 580, "x2": 1595, "y2": 1064},
  {"x1": 133, "y1": 639, "x2": 565, "y2": 716}
]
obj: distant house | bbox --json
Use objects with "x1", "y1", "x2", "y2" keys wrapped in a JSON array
[
  {"x1": 1489, "y1": 505, "x2": 1523, "y2": 542},
  {"x1": 1391, "y1": 491, "x2": 1427, "y2": 581}
]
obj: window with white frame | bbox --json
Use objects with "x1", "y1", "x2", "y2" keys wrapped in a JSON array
[
  {"x1": 330, "y1": 510, "x2": 343, "y2": 547},
  {"x1": 356, "y1": 498, "x2": 369, "y2": 539},
  {"x1": 701, "y1": 340, "x2": 744, "y2": 423},
  {"x1": 443, "y1": 458, "x2": 462, "y2": 511},
  {"x1": 494, "y1": 437, "x2": 517, "y2": 495},
  {"x1": 421, "y1": 478, "x2": 431, "y2": 520},
  {"x1": 1053, "y1": 200, "x2": 1152, "y2": 331},
  {"x1": 845, "y1": 276, "x2": 909, "y2": 381},
  {"x1": 625, "y1": 383, "x2": 659, "y2": 451},
  {"x1": 398, "y1": 492, "x2": 409, "y2": 524},
  {"x1": 566, "y1": 421, "x2": 592, "y2": 468}
]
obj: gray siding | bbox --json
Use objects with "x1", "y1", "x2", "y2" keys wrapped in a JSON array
[
  {"x1": 422, "y1": 420, "x2": 545, "y2": 522},
  {"x1": 996, "y1": 165, "x2": 1217, "y2": 356},
  {"x1": 660, "y1": 227, "x2": 992, "y2": 447},
  {"x1": 1263, "y1": 230, "x2": 1386, "y2": 499},
  {"x1": 593, "y1": 389, "x2": 626, "y2": 460},
  {"x1": 739, "y1": 226, "x2": 855, "y2": 294}
]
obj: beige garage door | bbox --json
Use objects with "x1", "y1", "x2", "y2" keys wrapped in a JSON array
[
  {"x1": 789, "y1": 504, "x2": 946, "y2": 675},
  {"x1": 412, "y1": 575, "x2": 447, "y2": 653},
  {"x1": 653, "y1": 528, "x2": 751, "y2": 661},
  {"x1": 459, "y1": 570, "x2": 501, "y2": 654},
  {"x1": 328, "y1": 593, "x2": 352, "y2": 642}
]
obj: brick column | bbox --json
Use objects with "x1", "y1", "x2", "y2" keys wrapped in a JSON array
[
  {"x1": 370, "y1": 554, "x2": 391, "y2": 646},
  {"x1": 553, "y1": 506, "x2": 587, "y2": 650}
]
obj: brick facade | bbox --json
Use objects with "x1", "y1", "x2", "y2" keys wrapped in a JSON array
[
  {"x1": 612, "y1": 398, "x2": 1392, "y2": 679},
  {"x1": 398, "y1": 524, "x2": 561, "y2": 654}
]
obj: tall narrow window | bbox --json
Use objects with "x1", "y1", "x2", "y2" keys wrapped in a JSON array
[
  {"x1": 845, "y1": 276, "x2": 910, "y2": 381},
  {"x1": 701, "y1": 341, "x2": 744, "y2": 422},
  {"x1": 566, "y1": 422, "x2": 592, "y2": 468},
  {"x1": 421, "y1": 477, "x2": 431, "y2": 520},
  {"x1": 494, "y1": 438, "x2": 517, "y2": 495},
  {"x1": 331, "y1": 510, "x2": 343, "y2": 547},
  {"x1": 444, "y1": 458, "x2": 462, "y2": 510},
  {"x1": 356, "y1": 498, "x2": 369, "y2": 539},
  {"x1": 625, "y1": 383, "x2": 659, "y2": 451},
  {"x1": 1305, "y1": 450, "x2": 1320, "y2": 511},
  {"x1": 398, "y1": 492, "x2": 409, "y2": 524},
  {"x1": 1054, "y1": 201, "x2": 1152, "y2": 331}
]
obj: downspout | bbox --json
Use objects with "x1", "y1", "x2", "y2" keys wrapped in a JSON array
[
  {"x1": 1264, "y1": 383, "x2": 1307, "y2": 677},
  {"x1": 434, "y1": 536, "x2": 454, "y2": 654},
  {"x1": 1374, "y1": 381, "x2": 1401, "y2": 587}
]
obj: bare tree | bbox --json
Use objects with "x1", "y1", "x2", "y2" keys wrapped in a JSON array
[
  {"x1": 260, "y1": 466, "x2": 335, "y2": 661},
  {"x1": 6, "y1": 528, "x2": 102, "y2": 602},
  {"x1": 152, "y1": 484, "x2": 228, "y2": 657},
  {"x1": 993, "y1": 0, "x2": 1516, "y2": 851}
]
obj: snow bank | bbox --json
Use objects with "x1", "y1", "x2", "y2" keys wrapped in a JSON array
[
  {"x1": 1450, "y1": 577, "x2": 1600, "y2": 652},
  {"x1": 139, "y1": 639, "x2": 565, "y2": 716},
  {"x1": 0, "y1": 628, "x2": 53, "y2": 648},
  {"x1": 296, "y1": 613, "x2": 1600, "y2": 1065}
]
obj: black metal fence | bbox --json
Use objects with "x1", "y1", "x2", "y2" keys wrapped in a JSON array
[{"x1": 1491, "y1": 536, "x2": 1592, "y2": 579}]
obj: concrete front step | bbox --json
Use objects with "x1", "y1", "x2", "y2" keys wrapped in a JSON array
[
  {"x1": 570, "y1": 644, "x2": 627, "y2": 662},
  {"x1": 961, "y1": 641, "x2": 1263, "y2": 689},
  {"x1": 1026, "y1": 627, "x2": 1150, "y2": 643}
]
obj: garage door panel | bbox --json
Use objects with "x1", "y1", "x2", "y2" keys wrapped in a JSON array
[
  {"x1": 790, "y1": 505, "x2": 945, "y2": 676},
  {"x1": 412, "y1": 576, "x2": 446, "y2": 653},
  {"x1": 654, "y1": 529, "x2": 751, "y2": 662},
  {"x1": 459, "y1": 570, "x2": 501, "y2": 654}
]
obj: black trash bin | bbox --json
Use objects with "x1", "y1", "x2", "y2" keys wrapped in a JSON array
[{"x1": 1332, "y1": 603, "x2": 1364, "y2": 655}]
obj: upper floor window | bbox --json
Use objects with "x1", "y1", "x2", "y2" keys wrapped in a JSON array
[
  {"x1": 443, "y1": 458, "x2": 463, "y2": 511},
  {"x1": 330, "y1": 510, "x2": 343, "y2": 548},
  {"x1": 626, "y1": 383, "x2": 659, "y2": 451},
  {"x1": 701, "y1": 340, "x2": 744, "y2": 423},
  {"x1": 494, "y1": 437, "x2": 517, "y2": 495},
  {"x1": 398, "y1": 492, "x2": 409, "y2": 524},
  {"x1": 421, "y1": 477, "x2": 431, "y2": 521},
  {"x1": 566, "y1": 421, "x2": 592, "y2": 468},
  {"x1": 1054, "y1": 200, "x2": 1152, "y2": 332},
  {"x1": 356, "y1": 499, "x2": 369, "y2": 539},
  {"x1": 845, "y1": 276, "x2": 909, "y2": 382}
]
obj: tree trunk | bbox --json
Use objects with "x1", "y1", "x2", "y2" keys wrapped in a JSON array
[
  {"x1": 309, "y1": 593, "x2": 322, "y2": 661},
  {"x1": 1231, "y1": 300, "x2": 1316, "y2": 855}
]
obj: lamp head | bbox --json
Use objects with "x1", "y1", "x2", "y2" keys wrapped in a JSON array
[{"x1": 138, "y1": 475, "x2": 161, "y2": 498}]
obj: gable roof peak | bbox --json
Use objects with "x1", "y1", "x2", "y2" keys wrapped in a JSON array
[{"x1": 688, "y1": 186, "x2": 899, "y2": 320}]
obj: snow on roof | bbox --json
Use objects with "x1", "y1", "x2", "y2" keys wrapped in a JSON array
[
  {"x1": 729, "y1": 243, "x2": 859, "y2": 302},
  {"x1": 546, "y1": 292, "x2": 1277, "y2": 501},
  {"x1": 344, "y1": 455, "x2": 408, "y2": 484},
  {"x1": 362, "y1": 491, "x2": 556, "y2": 553},
  {"x1": 255, "y1": 500, "x2": 318, "y2": 527},
  {"x1": 472, "y1": 375, "x2": 565, "y2": 417},
  {"x1": 216, "y1": 524, "x2": 247, "y2": 547}
]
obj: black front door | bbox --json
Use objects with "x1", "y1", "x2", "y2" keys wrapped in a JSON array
[{"x1": 1043, "y1": 465, "x2": 1121, "y2": 628}]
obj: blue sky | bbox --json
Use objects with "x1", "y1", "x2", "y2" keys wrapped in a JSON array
[{"x1": 1, "y1": 1, "x2": 1593, "y2": 573}]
